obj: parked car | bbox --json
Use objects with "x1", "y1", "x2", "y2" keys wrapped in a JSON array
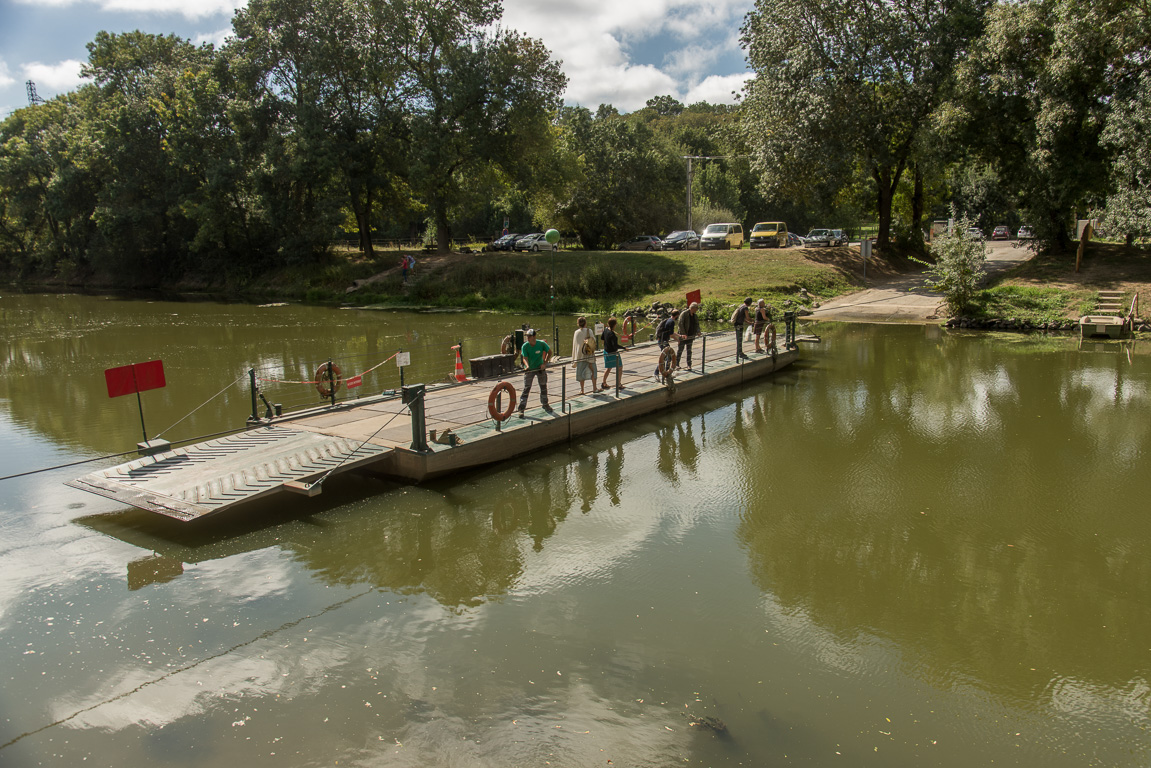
[
  {"x1": 661, "y1": 230, "x2": 700, "y2": 250},
  {"x1": 700, "y1": 222, "x2": 744, "y2": 250},
  {"x1": 1017, "y1": 225, "x2": 1034, "y2": 239},
  {"x1": 749, "y1": 221, "x2": 788, "y2": 249},
  {"x1": 514, "y1": 233, "x2": 556, "y2": 252},
  {"x1": 619, "y1": 235, "x2": 663, "y2": 251},
  {"x1": 787, "y1": 232, "x2": 803, "y2": 247},
  {"x1": 991, "y1": 225, "x2": 1010, "y2": 240},
  {"x1": 966, "y1": 227, "x2": 984, "y2": 240},
  {"x1": 803, "y1": 229, "x2": 833, "y2": 247},
  {"x1": 829, "y1": 229, "x2": 848, "y2": 246},
  {"x1": 489, "y1": 233, "x2": 521, "y2": 251}
]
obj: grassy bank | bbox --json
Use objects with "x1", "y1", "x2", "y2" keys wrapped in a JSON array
[{"x1": 315, "y1": 246, "x2": 870, "y2": 317}]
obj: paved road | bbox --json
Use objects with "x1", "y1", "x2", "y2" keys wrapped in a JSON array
[{"x1": 808, "y1": 241, "x2": 1033, "y2": 323}]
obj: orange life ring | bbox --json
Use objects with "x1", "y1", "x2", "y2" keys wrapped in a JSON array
[
  {"x1": 487, "y1": 381, "x2": 517, "y2": 421},
  {"x1": 316, "y1": 362, "x2": 343, "y2": 398},
  {"x1": 501, "y1": 335, "x2": 515, "y2": 355},
  {"x1": 657, "y1": 346, "x2": 677, "y2": 378},
  {"x1": 621, "y1": 315, "x2": 637, "y2": 343}
]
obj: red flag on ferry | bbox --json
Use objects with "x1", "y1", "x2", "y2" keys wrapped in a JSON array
[
  {"x1": 686, "y1": 289, "x2": 702, "y2": 306},
  {"x1": 105, "y1": 360, "x2": 166, "y2": 398}
]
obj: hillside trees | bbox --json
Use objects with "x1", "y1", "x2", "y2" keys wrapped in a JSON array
[{"x1": 740, "y1": 0, "x2": 987, "y2": 250}]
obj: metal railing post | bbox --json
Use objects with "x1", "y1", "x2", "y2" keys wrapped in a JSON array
[
  {"x1": 248, "y1": 368, "x2": 259, "y2": 424},
  {"x1": 561, "y1": 365, "x2": 567, "y2": 412},
  {"x1": 328, "y1": 358, "x2": 337, "y2": 407},
  {"x1": 403, "y1": 385, "x2": 428, "y2": 451},
  {"x1": 701, "y1": 336, "x2": 707, "y2": 373}
]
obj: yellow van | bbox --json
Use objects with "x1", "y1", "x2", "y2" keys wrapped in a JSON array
[
  {"x1": 749, "y1": 221, "x2": 788, "y2": 249},
  {"x1": 700, "y1": 222, "x2": 744, "y2": 250}
]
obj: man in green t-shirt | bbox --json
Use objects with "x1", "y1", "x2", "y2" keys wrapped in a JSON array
[{"x1": 518, "y1": 329, "x2": 553, "y2": 417}]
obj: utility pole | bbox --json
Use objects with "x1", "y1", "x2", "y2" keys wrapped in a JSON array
[
  {"x1": 681, "y1": 154, "x2": 749, "y2": 231},
  {"x1": 26, "y1": 81, "x2": 45, "y2": 106}
]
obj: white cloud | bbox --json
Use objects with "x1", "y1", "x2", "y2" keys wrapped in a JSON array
[
  {"x1": 684, "y1": 72, "x2": 752, "y2": 105},
  {"x1": 22, "y1": 59, "x2": 86, "y2": 91},
  {"x1": 193, "y1": 26, "x2": 233, "y2": 48},
  {"x1": 12, "y1": 0, "x2": 245, "y2": 20},
  {"x1": 502, "y1": 0, "x2": 753, "y2": 111},
  {"x1": 0, "y1": 59, "x2": 15, "y2": 89}
]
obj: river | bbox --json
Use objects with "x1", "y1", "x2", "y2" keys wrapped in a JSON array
[{"x1": 1, "y1": 292, "x2": 1149, "y2": 767}]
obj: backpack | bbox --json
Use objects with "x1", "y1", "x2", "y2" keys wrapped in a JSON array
[
  {"x1": 656, "y1": 317, "x2": 675, "y2": 344},
  {"x1": 730, "y1": 305, "x2": 747, "y2": 325},
  {"x1": 582, "y1": 336, "x2": 596, "y2": 355}
]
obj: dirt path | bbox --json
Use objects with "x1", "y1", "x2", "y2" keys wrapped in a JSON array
[{"x1": 809, "y1": 241, "x2": 1034, "y2": 323}]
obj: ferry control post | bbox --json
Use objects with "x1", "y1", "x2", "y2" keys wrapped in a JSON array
[
  {"x1": 518, "y1": 328, "x2": 553, "y2": 418},
  {"x1": 653, "y1": 309, "x2": 680, "y2": 381},
  {"x1": 676, "y1": 302, "x2": 701, "y2": 369},
  {"x1": 732, "y1": 297, "x2": 753, "y2": 359}
]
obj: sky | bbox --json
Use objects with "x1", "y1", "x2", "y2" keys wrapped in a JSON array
[{"x1": 0, "y1": 0, "x2": 755, "y2": 118}]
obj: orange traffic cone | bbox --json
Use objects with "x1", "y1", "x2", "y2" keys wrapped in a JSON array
[{"x1": 452, "y1": 345, "x2": 467, "y2": 382}]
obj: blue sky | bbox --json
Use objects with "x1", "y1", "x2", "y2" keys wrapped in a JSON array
[{"x1": 0, "y1": 0, "x2": 755, "y2": 117}]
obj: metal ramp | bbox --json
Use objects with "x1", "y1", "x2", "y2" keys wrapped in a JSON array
[{"x1": 67, "y1": 426, "x2": 393, "y2": 521}]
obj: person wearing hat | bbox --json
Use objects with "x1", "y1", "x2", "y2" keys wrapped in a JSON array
[
  {"x1": 731, "y1": 297, "x2": 753, "y2": 359},
  {"x1": 518, "y1": 329, "x2": 553, "y2": 417}
]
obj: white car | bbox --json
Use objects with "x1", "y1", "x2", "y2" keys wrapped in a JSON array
[{"x1": 514, "y1": 233, "x2": 557, "y2": 252}]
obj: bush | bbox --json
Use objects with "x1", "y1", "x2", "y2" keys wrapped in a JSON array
[{"x1": 915, "y1": 214, "x2": 987, "y2": 316}]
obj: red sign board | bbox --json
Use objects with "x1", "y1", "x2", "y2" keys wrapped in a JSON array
[
  {"x1": 105, "y1": 360, "x2": 166, "y2": 399},
  {"x1": 346, "y1": 375, "x2": 363, "y2": 389},
  {"x1": 686, "y1": 289, "x2": 702, "y2": 306}
]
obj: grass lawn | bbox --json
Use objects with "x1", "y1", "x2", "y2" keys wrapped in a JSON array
[{"x1": 313, "y1": 244, "x2": 891, "y2": 317}]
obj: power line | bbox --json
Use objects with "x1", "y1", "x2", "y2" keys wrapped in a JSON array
[{"x1": 26, "y1": 80, "x2": 45, "y2": 106}]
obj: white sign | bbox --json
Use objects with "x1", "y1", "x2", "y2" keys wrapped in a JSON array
[
  {"x1": 594, "y1": 322, "x2": 604, "y2": 335},
  {"x1": 396, "y1": 352, "x2": 411, "y2": 367}
]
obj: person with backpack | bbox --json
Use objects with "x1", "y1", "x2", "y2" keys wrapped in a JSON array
[
  {"x1": 731, "y1": 297, "x2": 753, "y2": 359},
  {"x1": 676, "y1": 302, "x2": 701, "y2": 370},
  {"x1": 653, "y1": 309, "x2": 680, "y2": 381},
  {"x1": 600, "y1": 317, "x2": 628, "y2": 391},
  {"x1": 571, "y1": 316, "x2": 599, "y2": 394},
  {"x1": 754, "y1": 298, "x2": 775, "y2": 353}
]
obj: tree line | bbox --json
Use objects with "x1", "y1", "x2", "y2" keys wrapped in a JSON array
[{"x1": 1, "y1": 0, "x2": 1148, "y2": 287}]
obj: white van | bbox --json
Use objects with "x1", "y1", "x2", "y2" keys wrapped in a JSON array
[{"x1": 700, "y1": 222, "x2": 744, "y2": 250}]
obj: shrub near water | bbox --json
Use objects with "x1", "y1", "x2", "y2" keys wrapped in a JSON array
[{"x1": 915, "y1": 214, "x2": 987, "y2": 316}]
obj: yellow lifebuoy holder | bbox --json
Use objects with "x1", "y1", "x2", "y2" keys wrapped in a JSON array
[
  {"x1": 657, "y1": 346, "x2": 677, "y2": 378},
  {"x1": 621, "y1": 315, "x2": 637, "y2": 343},
  {"x1": 316, "y1": 362, "x2": 343, "y2": 398},
  {"x1": 488, "y1": 381, "x2": 517, "y2": 421}
]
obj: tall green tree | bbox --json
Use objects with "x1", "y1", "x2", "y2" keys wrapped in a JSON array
[
  {"x1": 392, "y1": 0, "x2": 566, "y2": 252},
  {"x1": 741, "y1": 0, "x2": 986, "y2": 250},
  {"x1": 549, "y1": 107, "x2": 682, "y2": 249}
]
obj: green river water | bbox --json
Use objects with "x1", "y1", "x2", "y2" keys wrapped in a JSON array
[{"x1": 1, "y1": 292, "x2": 1149, "y2": 767}]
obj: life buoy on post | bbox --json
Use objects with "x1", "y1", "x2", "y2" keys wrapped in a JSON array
[
  {"x1": 487, "y1": 381, "x2": 517, "y2": 421},
  {"x1": 657, "y1": 346, "x2": 677, "y2": 378},
  {"x1": 316, "y1": 362, "x2": 343, "y2": 398},
  {"x1": 621, "y1": 315, "x2": 637, "y2": 344}
]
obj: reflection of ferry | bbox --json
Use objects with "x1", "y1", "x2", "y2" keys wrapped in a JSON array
[{"x1": 69, "y1": 329, "x2": 813, "y2": 522}]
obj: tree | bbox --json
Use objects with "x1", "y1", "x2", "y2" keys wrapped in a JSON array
[
  {"x1": 950, "y1": 0, "x2": 1151, "y2": 251},
  {"x1": 391, "y1": 0, "x2": 566, "y2": 252},
  {"x1": 740, "y1": 0, "x2": 986, "y2": 250},
  {"x1": 549, "y1": 107, "x2": 682, "y2": 249},
  {"x1": 1102, "y1": 72, "x2": 1151, "y2": 243}
]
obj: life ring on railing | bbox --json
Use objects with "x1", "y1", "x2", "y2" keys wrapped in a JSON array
[
  {"x1": 501, "y1": 335, "x2": 515, "y2": 355},
  {"x1": 316, "y1": 362, "x2": 343, "y2": 398},
  {"x1": 621, "y1": 315, "x2": 637, "y2": 343},
  {"x1": 487, "y1": 381, "x2": 517, "y2": 421},
  {"x1": 657, "y1": 346, "x2": 677, "y2": 378}
]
